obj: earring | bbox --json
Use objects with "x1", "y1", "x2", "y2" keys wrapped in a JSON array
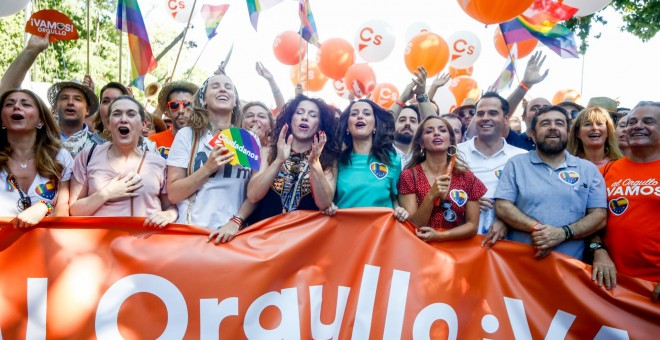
[
  {"x1": 346, "y1": 130, "x2": 350, "y2": 135},
  {"x1": 1, "y1": 125, "x2": 5, "y2": 129},
  {"x1": 36, "y1": 123, "x2": 43, "y2": 129},
  {"x1": 448, "y1": 145, "x2": 457, "y2": 156},
  {"x1": 421, "y1": 148, "x2": 425, "y2": 156},
  {"x1": 372, "y1": 129, "x2": 376, "y2": 135}
]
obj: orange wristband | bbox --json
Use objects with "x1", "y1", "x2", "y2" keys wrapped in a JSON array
[
  {"x1": 519, "y1": 81, "x2": 530, "y2": 91},
  {"x1": 530, "y1": 221, "x2": 541, "y2": 229},
  {"x1": 396, "y1": 100, "x2": 406, "y2": 107}
]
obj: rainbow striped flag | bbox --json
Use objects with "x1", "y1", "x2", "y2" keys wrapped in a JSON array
[
  {"x1": 492, "y1": 59, "x2": 516, "y2": 92},
  {"x1": 200, "y1": 4, "x2": 230, "y2": 40},
  {"x1": 246, "y1": 0, "x2": 284, "y2": 30},
  {"x1": 298, "y1": 0, "x2": 320, "y2": 47},
  {"x1": 499, "y1": 17, "x2": 579, "y2": 58},
  {"x1": 116, "y1": 0, "x2": 157, "y2": 90}
]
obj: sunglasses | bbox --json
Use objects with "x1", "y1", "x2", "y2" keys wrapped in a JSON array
[
  {"x1": 570, "y1": 110, "x2": 580, "y2": 119},
  {"x1": 18, "y1": 196, "x2": 31, "y2": 211},
  {"x1": 439, "y1": 199, "x2": 457, "y2": 223},
  {"x1": 458, "y1": 109, "x2": 475, "y2": 118},
  {"x1": 167, "y1": 100, "x2": 192, "y2": 110}
]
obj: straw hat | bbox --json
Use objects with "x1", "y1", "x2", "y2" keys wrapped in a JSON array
[
  {"x1": 158, "y1": 81, "x2": 199, "y2": 112},
  {"x1": 47, "y1": 80, "x2": 99, "y2": 115}
]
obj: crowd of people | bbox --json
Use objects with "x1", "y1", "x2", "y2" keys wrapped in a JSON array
[{"x1": 1, "y1": 35, "x2": 658, "y2": 300}]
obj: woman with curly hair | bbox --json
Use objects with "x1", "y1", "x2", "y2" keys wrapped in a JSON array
[
  {"x1": 0, "y1": 89, "x2": 73, "y2": 227},
  {"x1": 332, "y1": 99, "x2": 408, "y2": 221},
  {"x1": 567, "y1": 106, "x2": 623, "y2": 168},
  {"x1": 398, "y1": 116, "x2": 486, "y2": 242},
  {"x1": 247, "y1": 95, "x2": 339, "y2": 224}
]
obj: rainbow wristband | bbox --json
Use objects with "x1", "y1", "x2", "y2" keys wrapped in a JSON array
[{"x1": 39, "y1": 200, "x2": 54, "y2": 216}]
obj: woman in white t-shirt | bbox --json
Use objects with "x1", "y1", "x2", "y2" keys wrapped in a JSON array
[
  {"x1": 167, "y1": 74, "x2": 253, "y2": 243},
  {"x1": 0, "y1": 89, "x2": 73, "y2": 228}
]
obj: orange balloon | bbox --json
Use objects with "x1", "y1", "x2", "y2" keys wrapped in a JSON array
[
  {"x1": 552, "y1": 89, "x2": 582, "y2": 105},
  {"x1": 493, "y1": 26, "x2": 538, "y2": 59},
  {"x1": 457, "y1": 0, "x2": 535, "y2": 25},
  {"x1": 449, "y1": 66, "x2": 473, "y2": 78},
  {"x1": 273, "y1": 31, "x2": 307, "y2": 66},
  {"x1": 317, "y1": 38, "x2": 355, "y2": 80},
  {"x1": 404, "y1": 32, "x2": 449, "y2": 77},
  {"x1": 290, "y1": 62, "x2": 328, "y2": 92},
  {"x1": 371, "y1": 83, "x2": 400, "y2": 109},
  {"x1": 344, "y1": 63, "x2": 377, "y2": 97},
  {"x1": 449, "y1": 76, "x2": 480, "y2": 107}
]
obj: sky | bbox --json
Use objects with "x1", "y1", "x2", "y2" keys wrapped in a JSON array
[{"x1": 27, "y1": 0, "x2": 660, "y2": 113}]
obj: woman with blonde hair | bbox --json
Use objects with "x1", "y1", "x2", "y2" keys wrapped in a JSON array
[
  {"x1": 568, "y1": 106, "x2": 623, "y2": 168},
  {"x1": 398, "y1": 116, "x2": 486, "y2": 242},
  {"x1": 1, "y1": 89, "x2": 73, "y2": 227}
]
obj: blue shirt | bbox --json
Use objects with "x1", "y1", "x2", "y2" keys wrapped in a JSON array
[{"x1": 494, "y1": 150, "x2": 607, "y2": 259}]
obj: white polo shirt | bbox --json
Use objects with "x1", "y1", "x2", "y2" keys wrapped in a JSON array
[{"x1": 457, "y1": 137, "x2": 527, "y2": 234}]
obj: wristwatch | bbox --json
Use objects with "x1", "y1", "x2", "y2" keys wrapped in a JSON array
[
  {"x1": 589, "y1": 242, "x2": 606, "y2": 252},
  {"x1": 416, "y1": 93, "x2": 429, "y2": 103}
]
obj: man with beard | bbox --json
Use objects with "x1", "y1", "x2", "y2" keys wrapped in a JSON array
[
  {"x1": 393, "y1": 105, "x2": 420, "y2": 169},
  {"x1": 458, "y1": 93, "x2": 527, "y2": 246},
  {"x1": 494, "y1": 106, "x2": 607, "y2": 260},
  {"x1": 149, "y1": 81, "x2": 198, "y2": 159},
  {"x1": 47, "y1": 81, "x2": 99, "y2": 158}
]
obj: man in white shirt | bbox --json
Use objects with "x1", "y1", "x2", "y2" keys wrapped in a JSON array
[
  {"x1": 393, "y1": 105, "x2": 420, "y2": 169},
  {"x1": 457, "y1": 92, "x2": 527, "y2": 247}
]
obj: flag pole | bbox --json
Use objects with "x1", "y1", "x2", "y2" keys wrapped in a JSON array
[
  {"x1": 187, "y1": 39, "x2": 210, "y2": 77},
  {"x1": 118, "y1": 31, "x2": 122, "y2": 83},
  {"x1": 86, "y1": 0, "x2": 91, "y2": 75},
  {"x1": 171, "y1": 0, "x2": 198, "y2": 80},
  {"x1": 305, "y1": 41, "x2": 309, "y2": 96}
]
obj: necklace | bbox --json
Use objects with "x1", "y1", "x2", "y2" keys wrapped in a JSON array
[{"x1": 11, "y1": 158, "x2": 33, "y2": 168}]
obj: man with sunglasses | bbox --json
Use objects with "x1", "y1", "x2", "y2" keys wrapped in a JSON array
[
  {"x1": 452, "y1": 98, "x2": 477, "y2": 134},
  {"x1": 149, "y1": 81, "x2": 198, "y2": 159}
]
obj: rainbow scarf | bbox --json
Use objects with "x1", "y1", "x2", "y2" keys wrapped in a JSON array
[
  {"x1": 200, "y1": 4, "x2": 230, "y2": 40},
  {"x1": 116, "y1": 0, "x2": 157, "y2": 90},
  {"x1": 298, "y1": 0, "x2": 320, "y2": 47},
  {"x1": 246, "y1": 0, "x2": 284, "y2": 30}
]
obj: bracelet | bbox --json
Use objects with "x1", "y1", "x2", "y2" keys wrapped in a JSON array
[
  {"x1": 565, "y1": 224, "x2": 575, "y2": 239},
  {"x1": 416, "y1": 93, "x2": 429, "y2": 103},
  {"x1": 562, "y1": 225, "x2": 570, "y2": 240},
  {"x1": 230, "y1": 215, "x2": 245, "y2": 228},
  {"x1": 39, "y1": 200, "x2": 54, "y2": 216},
  {"x1": 530, "y1": 221, "x2": 541, "y2": 230},
  {"x1": 395, "y1": 100, "x2": 406, "y2": 107},
  {"x1": 519, "y1": 81, "x2": 530, "y2": 91},
  {"x1": 272, "y1": 88, "x2": 281, "y2": 94}
]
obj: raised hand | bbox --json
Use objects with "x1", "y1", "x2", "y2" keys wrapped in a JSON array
[
  {"x1": 427, "y1": 174, "x2": 451, "y2": 200},
  {"x1": 431, "y1": 72, "x2": 450, "y2": 89},
  {"x1": 26, "y1": 33, "x2": 50, "y2": 53},
  {"x1": 522, "y1": 51, "x2": 549, "y2": 86},
  {"x1": 255, "y1": 61, "x2": 273, "y2": 81},
  {"x1": 308, "y1": 131, "x2": 326, "y2": 164},
  {"x1": 412, "y1": 66, "x2": 428, "y2": 96},
  {"x1": 275, "y1": 124, "x2": 293, "y2": 163}
]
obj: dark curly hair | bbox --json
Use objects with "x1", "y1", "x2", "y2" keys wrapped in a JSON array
[
  {"x1": 338, "y1": 99, "x2": 395, "y2": 166},
  {"x1": 269, "y1": 95, "x2": 339, "y2": 169}
]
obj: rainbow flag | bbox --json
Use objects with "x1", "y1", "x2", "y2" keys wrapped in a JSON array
[
  {"x1": 298, "y1": 0, "x2": 320, "y2": 47},
  {"x1": 246, "y1": 0, "x2": 284, "y2": 30},
  {"x1": 200, "y1": 4, "x2": 230, "y2": 40},
  {"x1": 499, "y1": 17, "x2": 579, "y2": 58},
  {"x1": 492, "y1": 59, "x2": 516, "y2": 92},
  {"x1": 522, "y1": 0, "x2": 578, "y2": 26},
  {"x1": 116, "y1": 0, "x2": 157, "y2": 90}
]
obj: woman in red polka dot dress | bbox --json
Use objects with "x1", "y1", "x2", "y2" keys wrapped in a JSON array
[{"x1": 398, "y1": 116, "x2": 486, "y2": 242}]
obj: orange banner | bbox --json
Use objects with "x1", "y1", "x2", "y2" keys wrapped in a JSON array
[{"x1": 1, "y1": 209, "x2": 658, "y2": 339}]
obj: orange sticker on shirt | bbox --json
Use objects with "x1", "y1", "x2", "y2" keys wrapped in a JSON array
[{"x1": 25, "y1": 10, "x2": 79, "y2": 42}]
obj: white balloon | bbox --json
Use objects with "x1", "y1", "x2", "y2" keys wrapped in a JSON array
[
  {"x1": 447, "y1": 31, "x2": 482, "y2": 69},
  {"x1": 405, "y1": 22, "x2": 431, "y2": 43},
  {"x1": 166, "y1": 0, "x2": 197, "y2": 24},
  {"x1": 562, "y1": 0, "x2": 613, "y2": 17},
  {"x1": 0, "y1": 0, "x2": 29, "y2": 17},
  {"x1": 432, "y1": 86, "x2": 458, "y2": 114},
  {"x1": 333, "y1": 79, "x2": 351, "y2": 100},
  {"x1": 354, "y1": 20, "x2": 396, "y2": 63}
]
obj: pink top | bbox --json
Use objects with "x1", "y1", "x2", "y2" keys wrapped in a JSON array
[{"x1": 73, "y1": 143, "x2": 167, "y2": 217}]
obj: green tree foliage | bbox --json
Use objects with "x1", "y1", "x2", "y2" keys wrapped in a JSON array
[
  {"x1": 0, "y1": 0, "x2": 203, "y2": 99},
  {"x1": 565, "y1": 0, "x2": 660, "y2": 54}
]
